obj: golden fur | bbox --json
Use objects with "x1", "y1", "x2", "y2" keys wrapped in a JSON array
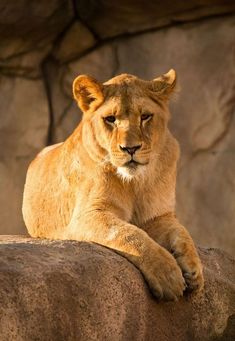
[{"x1": 22, "y1": 70, "x2": 204, "y2": 300}]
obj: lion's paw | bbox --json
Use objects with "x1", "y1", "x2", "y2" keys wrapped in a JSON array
[
  {"x1": 172, "y1": 248, "x2": 204, "y2": 293},
  {"x1": 142, "y1": 248, "x2": 186, "y2": 301}
]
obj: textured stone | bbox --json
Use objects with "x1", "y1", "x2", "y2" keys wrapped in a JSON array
[
  {"x1": 0, "y1": 0, "x2": 73, "y2": 59},
  {"x1": 0, "y1": 77, "x2": 49, "y2": 234},
  {"x1": 0, "y1": 45, "x2": 52, "y2": 78},
  {"x1": 76, "y1": 0, "x2": 235, "y2": 38},
  {"x1": 53, "y1": 21, "x2": 96, "y2": 63},
  {"x1": 0, "y1": 236, "x2": 234, "y2": 341}
]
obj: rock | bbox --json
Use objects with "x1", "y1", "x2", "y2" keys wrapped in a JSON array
[
  {"x1": 0, "y1": 1, "x2": 74, "y2": 77},
  {"x1": 75, "y1": 0, "x2": 235, "y2": 38},
  {"x1": 0, "y1": 45, "x2": 52, "y2": 79},
  {"x1": 53, "y1": 21, "x2": 97, "y2": 64},
  {"x1": 0, "y1": 0, "x2": 73, "y2": 59},
  {"x1": 0, "y1": 236, "x2": 234, "y2": 340},
  {"x1": 0, "y1": 77, "x2": 49, "y2": 235}
]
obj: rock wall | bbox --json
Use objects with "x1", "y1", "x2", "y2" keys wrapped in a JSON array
[
  {"x1": 0, "y1": 236, "x2": 234, "y2": 341},
  {"x1": 0, "y1": 2, "x2": 235, "y2": 255}
]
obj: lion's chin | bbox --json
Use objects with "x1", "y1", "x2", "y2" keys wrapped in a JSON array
[{"x1": 116, "y1": 162, "x2": 148, "y2": 181}]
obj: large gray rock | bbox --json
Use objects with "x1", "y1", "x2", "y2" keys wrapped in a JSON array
[{"x1": 0, "y1": 236, "x2": 234, "y2": 341}]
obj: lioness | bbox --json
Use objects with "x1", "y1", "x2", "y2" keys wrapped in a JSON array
[{"x1": 22, "y1": 70, "x2": 204, "y2": 300}]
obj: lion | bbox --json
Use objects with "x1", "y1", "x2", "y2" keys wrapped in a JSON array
[{"x1": 22, "y1": 70, "x2": 204, "y2": 300}]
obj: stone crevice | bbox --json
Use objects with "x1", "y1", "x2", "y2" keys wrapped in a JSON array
[
  {"x1": 78, "y1": 10, "x2": 235, "y2": 46},
  {"x1": 192, "y1": 91, "x2": 235, "y2": 157},
  {"x1": 192, "y1": 112, "x2": 235, "y2": 157},
  {"x1": 111, "y1": 44, "x2": 120, "y2": 77},
  {"x1": 0, "y1": 12, "x2": 234, "y2": 80},
  {"x1": 0, "y1": 66, "x2": 41, "y2": 80},
  {"x1": 51, "y1": 12, "x2": 235, "y2": 68},
  {"x1": 50, "y1": 19, "x2": 77, "y2": 57},
  {"x1": 41, "y1": 58, "x2": 56, "y2": 146},
  {"x1": 71, "y1": 0, "x2": 101, "y2": 41}
]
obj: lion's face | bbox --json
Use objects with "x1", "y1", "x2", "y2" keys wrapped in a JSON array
[
  {"x1": 73, "y1": 71, "x2": 176, "y2": 178},
  {"x1": 93, "y1": 91, "x2": 167, "y2": 178}
]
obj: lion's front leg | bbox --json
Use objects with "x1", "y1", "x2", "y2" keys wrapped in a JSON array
[
  {"x1": 142, "y1": 213, "x2": 204, "y2": 293},
  {"x1": 65, "y1": 209, "x2": 185, "y2": 301}
]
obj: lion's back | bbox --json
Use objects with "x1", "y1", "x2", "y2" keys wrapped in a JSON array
[{"x1": 22, "y1": 143, "x2": 77, "y2": 239}]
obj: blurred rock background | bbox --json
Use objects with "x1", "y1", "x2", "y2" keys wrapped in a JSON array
[{"x1": 0, "y1": 0, "x2": 234, "y2": 256}]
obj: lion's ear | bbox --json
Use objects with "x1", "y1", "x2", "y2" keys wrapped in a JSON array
[
  {"x1": 150, "y1": 69, "x2": 177, "y2": 98},
  {"x1": 73, "y1": 75, "x2": 104, "y2": 112}
]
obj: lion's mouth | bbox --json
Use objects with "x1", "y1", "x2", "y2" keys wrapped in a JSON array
[
  {"x1": 125, "y1": 160, "x2": 139, "y2": 168},
  {"x1": 124, "y1": 159, "x2": 148, "y2": 168}
]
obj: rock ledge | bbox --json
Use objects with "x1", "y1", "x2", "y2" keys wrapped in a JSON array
[{"x1": 0, "y1": 236, "x2": 234, "y2": 341}]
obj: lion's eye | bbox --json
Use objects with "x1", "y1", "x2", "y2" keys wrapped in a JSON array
[
  {"x1": 141, "y1": 113, "x2": 153, "y2": 121},
  {"x1": 104, "y1": 116, "x2": 116, "y2": 123}
]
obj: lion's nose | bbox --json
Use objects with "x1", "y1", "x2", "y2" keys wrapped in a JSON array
[{"x1": 119, "y1": 145, "x2": 141, "y2": 155}]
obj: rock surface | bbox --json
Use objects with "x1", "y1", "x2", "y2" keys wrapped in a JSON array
[
  {"x1": 0, "y1": 77, "x2": 49, "y2": 235},
  {"x1": 0, "y1": 0, "x2": 73, "y2": 59},
  {"x1": 0, "y1": 236, "x2": 234, "y2": 341},
  {"x1": 76, "y1": 0, "x2": 235, "y2": 38},
  {"x1": 53, "y1": 21, "x2": 96, "y2": 63}
]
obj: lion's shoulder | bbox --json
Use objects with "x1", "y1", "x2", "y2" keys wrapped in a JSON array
[{"x1": 37, "y1": 142, "x2": 63, "y2": 158}]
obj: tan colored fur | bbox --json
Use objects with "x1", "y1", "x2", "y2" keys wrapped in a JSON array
[{"x1": 22, "y1": 70, "x2": 204, "y2": 300}]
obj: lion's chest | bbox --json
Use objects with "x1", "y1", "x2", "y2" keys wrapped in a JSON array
[{"x1": 130, "y1": 180, "x2": 175, "y2": 226}]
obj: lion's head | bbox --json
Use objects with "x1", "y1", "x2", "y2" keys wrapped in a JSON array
[{"x1": 73, "y1": 70, "x2": 176, "y2": 179}]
